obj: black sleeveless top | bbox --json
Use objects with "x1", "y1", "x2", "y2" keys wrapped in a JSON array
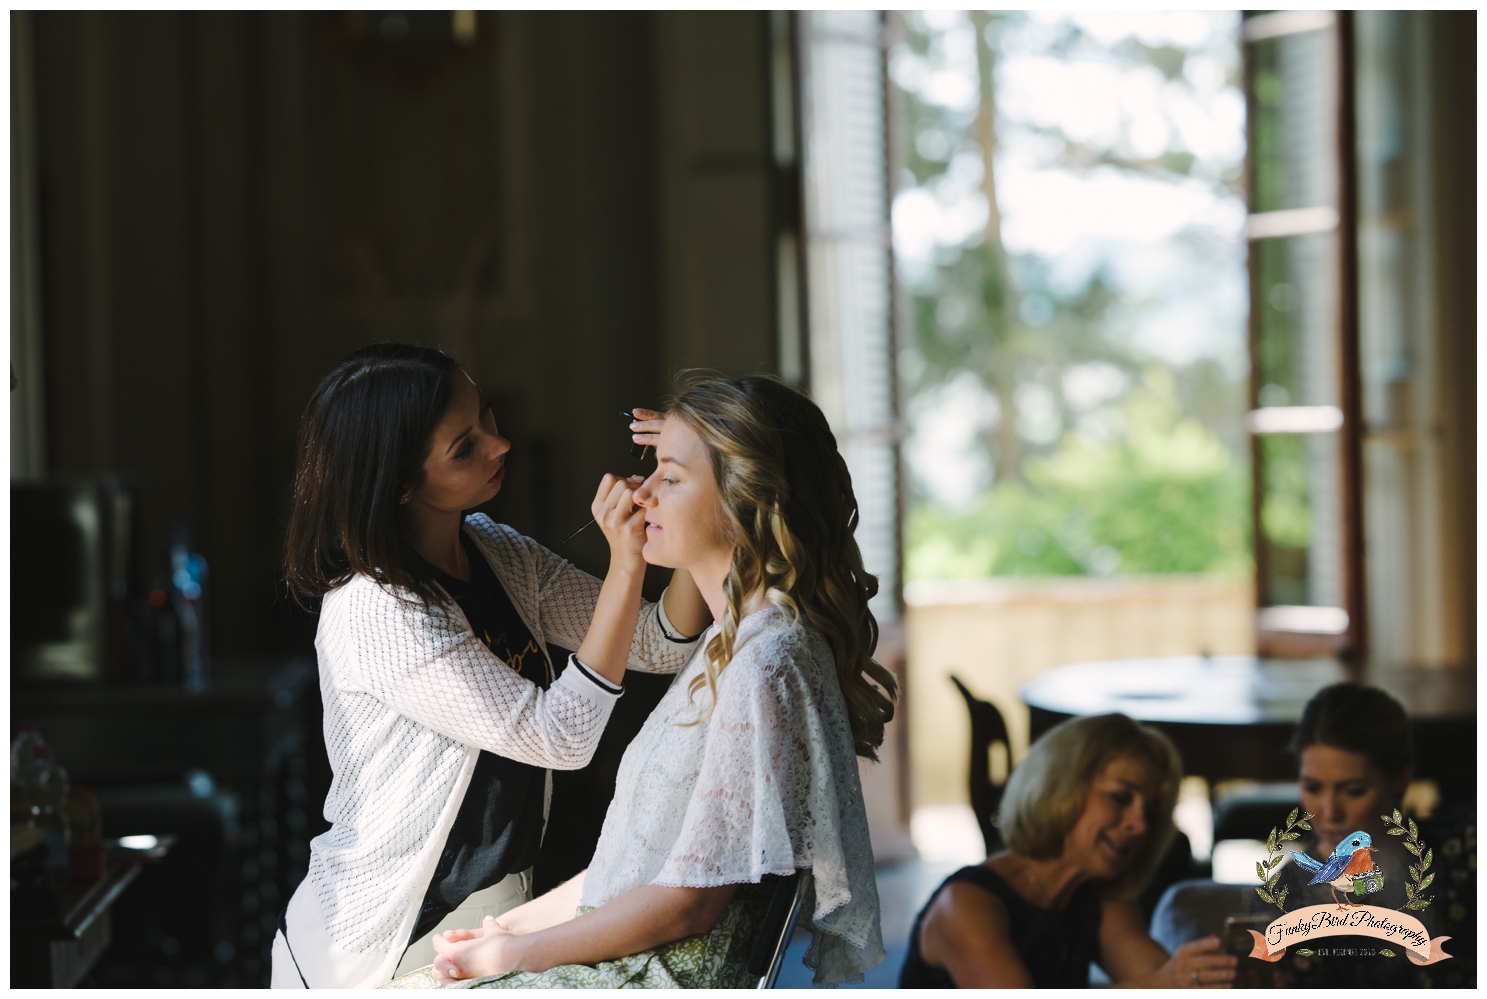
[{"x1": 899, "y1": 864, "x2": 1103, "y2": 988}]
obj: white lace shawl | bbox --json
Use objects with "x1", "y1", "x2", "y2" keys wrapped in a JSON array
[{"x1": 580, "y1": 606, "x2": 886, "y2": 985}]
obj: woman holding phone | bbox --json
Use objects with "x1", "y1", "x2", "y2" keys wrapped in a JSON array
[
  {"x1": 901, "y1": 713, "x2": 1236, "y2": 988},
  {"x1": 270, "y1": 343, "x2": 708, "y2": 988}
]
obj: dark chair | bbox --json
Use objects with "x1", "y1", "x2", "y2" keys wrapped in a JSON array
[
  {"x1": 1211, "y1": 782, "x2": 1300, "y2": 843},
  {"x1": 1149, "y1": 878, "x2": 1256, "y2": 952},
  {"x1": 1138, "y1": 828, "x2": 1195, "y2": 922},
  {"x1": 949, "y1": 675, "x2": 1012, "y2": 854},
  {"x1": 747, "y1": 870, "x2": 811, "y2": 989}
]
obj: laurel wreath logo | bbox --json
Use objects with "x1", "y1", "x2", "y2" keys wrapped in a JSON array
[
  {"x1": 1256, "y1": 807, "x2": 1313, "y2": 912},
  {"x1": 1383, "y1": 808, "x2": 1434, "y2": 912},
  {"x1": 1256, "y1": 806, "x2": 1434, "y2": 916}
]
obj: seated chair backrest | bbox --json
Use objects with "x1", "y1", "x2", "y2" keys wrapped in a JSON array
[
  {"x1": 748, "y1": 870, "x2": 811, "y2": 989},
  {"x1": 949, "y1": 675, "x2": 1012, "y2": 855},
  {"x1": 1149, "y1": 877, "x2": 1257, "y2": 953}
]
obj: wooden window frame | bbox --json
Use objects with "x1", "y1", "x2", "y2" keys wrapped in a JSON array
[{"x1": 1244, "y1": 10, "x2": 1366, "y2": 662}]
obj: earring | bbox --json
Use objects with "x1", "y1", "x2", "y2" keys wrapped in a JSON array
[{"x1": 399, "y1": 493, "x2": 411, "y2": 505}]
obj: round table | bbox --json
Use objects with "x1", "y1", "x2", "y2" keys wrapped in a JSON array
[{"x1": 1022, "y1": 656, "x2": 1475, "y2": 798}]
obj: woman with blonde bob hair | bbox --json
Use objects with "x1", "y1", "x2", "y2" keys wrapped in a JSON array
[
  {"x1": 901, "y1": 713, "x2": 1239, "y2": 988},
  {"x1": 389, "y1": 376, "x2": 895, "y2": 989}
]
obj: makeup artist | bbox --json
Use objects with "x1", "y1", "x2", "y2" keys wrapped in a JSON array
[{"x1": 270, "y1": 343, "x2": 709, "y2": 988}]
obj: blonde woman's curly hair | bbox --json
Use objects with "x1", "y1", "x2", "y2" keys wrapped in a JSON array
[{"x1": 666, "y1": 375, "x2": 899, "y2": 760}]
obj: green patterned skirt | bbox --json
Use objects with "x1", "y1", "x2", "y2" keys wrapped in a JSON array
[{"x1": 383, "y1": 882, "x2": 773, "y2": 990}]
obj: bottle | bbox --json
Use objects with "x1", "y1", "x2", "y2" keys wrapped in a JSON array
[
  {"x1": 148, "y1": 577, "x2": 182, "y2": 684},
  {"x1": 66, "y1": 785, "x2": 106, "y2": 880},
  {"x1": 169, "y1": 524, "x2": 211, "y2": 692},
  {"x1": 11, "y1": 723, "x2": 46, "y2": 825},
  {"x1": 11, "y1": 722, "x2": 45, "y2": 781},
  {"x1": 24, "y1": 745, "x2": 72, "y2": 882}
]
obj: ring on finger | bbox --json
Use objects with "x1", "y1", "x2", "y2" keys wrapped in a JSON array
[{"x1": 1191, "y1": 968, "x2": 1200, "y2": 985}]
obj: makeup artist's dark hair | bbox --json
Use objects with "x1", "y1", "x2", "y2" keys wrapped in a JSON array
[
  {"x1": 283, "y1": 342, "x2": 462, "y2": 609},
  {"x1": 1289, "y1": 683, "x2": 1415, "y2": 778}
]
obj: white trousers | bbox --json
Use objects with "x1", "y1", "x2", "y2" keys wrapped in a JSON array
[
  {"x1": 270, "y1": 929, "x2": 305, "y2": 989},
  {"x1": 270, "y1": 867, "x2": 533, "y2": 988}
]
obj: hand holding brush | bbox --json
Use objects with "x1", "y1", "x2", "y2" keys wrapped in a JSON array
[{"x1": 560, "y1": 408, "x2": 667, "y2": 544}]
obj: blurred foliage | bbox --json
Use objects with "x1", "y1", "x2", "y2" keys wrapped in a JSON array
[
  {"x1": 907, "y1": 369, "x2": 1251, "y2": 580},
  {"x1": 895, "y1": 13, "x2": 1247, "y2": 196},
  {"x1": 1253, "y1": 236, "x2": 1298, "y2": 406},
  {"x1": 1247, "y1": 37, "x2": 1286, "y2": 214},
  {"x1": 1258, "y1": 433, "x2": 1311, "y2": 549},
  {"x1": 893, "y1": 12, "x2": 1251, "y2": 581}
]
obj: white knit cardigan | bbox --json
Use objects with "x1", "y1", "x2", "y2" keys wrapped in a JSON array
[{"x1": 277, "y1": 514, "x2": 694, "y2": 988}]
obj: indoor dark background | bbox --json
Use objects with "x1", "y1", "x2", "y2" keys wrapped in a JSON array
[
  {"x1": 13, "y1": 10, "x2": 800, "y2": 986},
  {"x1": 27, "y1": 9, "x2": 791, "y2": 653}
]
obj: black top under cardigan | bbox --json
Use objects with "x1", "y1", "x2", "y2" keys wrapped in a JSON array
[{"x1": 407, "y1": 532, "x2": 620, "y2": 946}]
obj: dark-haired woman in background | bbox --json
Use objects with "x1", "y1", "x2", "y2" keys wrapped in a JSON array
[
  {"x1": 1292, "y1": 683, "x2": 1415, "y2": 861},
  {"x1": 269, "y1": 344, "x2": 709, "y2": 988},
  {"x1": 1275, "y1": 683, "x2": 1469, "y2": 988}
]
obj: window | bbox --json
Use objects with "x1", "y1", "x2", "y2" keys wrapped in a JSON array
[
  {"x1": 1243, "y1": 11, "x2": 1362, "y2": 658},
  {"x1": 798, "y1": 11, "x2": 902, "y2": 623},
  {"x1": 1352, "y1": 12, "x2": 1473, "y2": 666}
]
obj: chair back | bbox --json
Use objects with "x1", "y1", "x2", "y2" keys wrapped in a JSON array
[
  {"x1": 949, "y1": 675, "x2": 1011, "y2": 854},
  {"x1": 1211, "y1": 782, "x2": 1300, "y2": 843},
  {"x1": 748, "y1": 870, "x2": 811, "y2": 989},
  {"x1": 1149, "y1": 877, "x2": 1256, "y2": 952}
]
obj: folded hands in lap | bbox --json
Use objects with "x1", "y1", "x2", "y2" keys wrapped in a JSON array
[
  {"x1": 427, "y1": 877, "x2": 739, "y2": 983},
  {"x1": 429, "y1": 872, "x2": 586, "y2": 983},
  {"x1": 431, "y1": 917, "x2": 513, "y2": 982}
]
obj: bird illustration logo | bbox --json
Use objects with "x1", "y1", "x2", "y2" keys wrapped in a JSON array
[{"x1": 1290, "y1": 830, "x2": 1382, "y2": 909}]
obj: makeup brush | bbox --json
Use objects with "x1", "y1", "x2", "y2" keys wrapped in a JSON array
[{"x1": 560, "y1": 412, "x2": 650, "y2": 545}]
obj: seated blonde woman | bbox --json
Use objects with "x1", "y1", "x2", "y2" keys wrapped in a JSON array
[
  {"x1": 385, "y1": 376, "x2": 896, "y2": 989},
  {"x1": 900, "y1": 713, "x2": 1239, "y2": 988}
]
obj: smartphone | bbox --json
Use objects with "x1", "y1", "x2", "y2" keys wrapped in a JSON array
[{"x1": 1223, "y1": 913, "x2": 1280, "y2": 988}]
